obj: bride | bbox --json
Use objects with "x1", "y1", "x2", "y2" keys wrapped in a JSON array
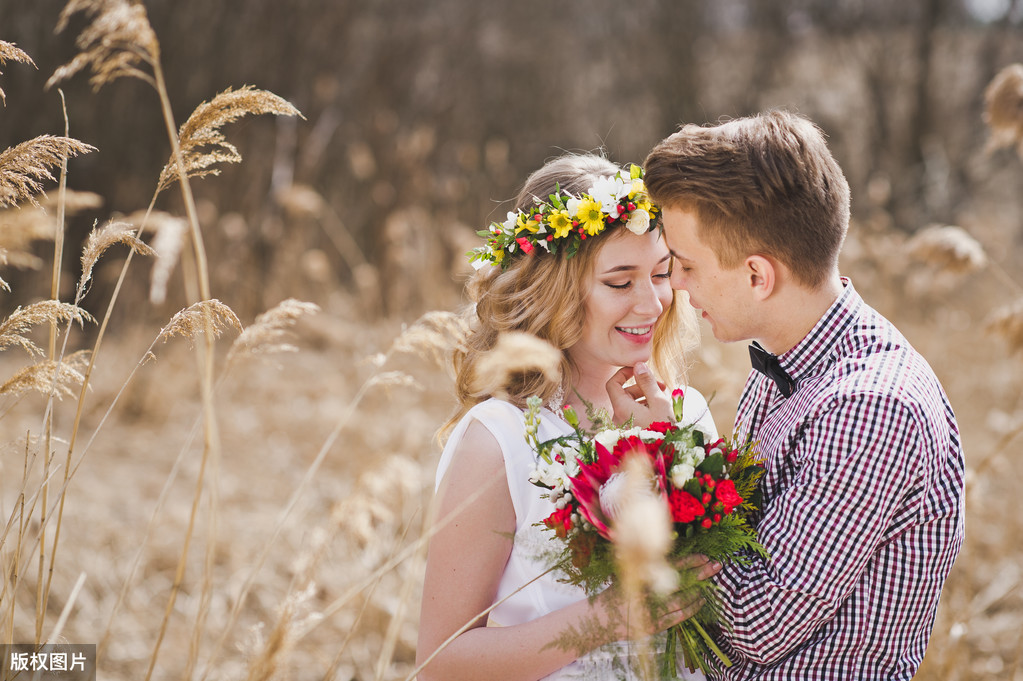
[{"x1": 416, "y1": 153, "x2": 720, "y2": 681}]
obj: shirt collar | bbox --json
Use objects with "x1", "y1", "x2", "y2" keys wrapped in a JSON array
[{"x1": 776, "y1": 277, "x2": 861, "y2": 382}]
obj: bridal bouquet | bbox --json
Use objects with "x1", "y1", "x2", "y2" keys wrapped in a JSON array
[{"x1": 524, "y1": 390, "x2": 767, "y2": 676}]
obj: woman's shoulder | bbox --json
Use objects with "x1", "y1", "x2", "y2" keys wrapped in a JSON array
[{"x1": 458, "y1": 398, "x2": 527, "y2": 433}]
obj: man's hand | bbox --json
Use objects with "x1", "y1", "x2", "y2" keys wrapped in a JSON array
[{"x1": 607, "y1": 361, "x2": 675, "y2": 426}]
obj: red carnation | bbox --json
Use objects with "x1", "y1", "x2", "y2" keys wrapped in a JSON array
[
  {"x1": 715, "y1": 479, "x2": 744, "y2": 514},
  {"x1": 516, "y1": 237, "x2": 534, "y2": 254},
  {"x1": 647, "y1": 421, "x2": 674, "y2": 434},
  {"x1": 669, "y1": 489, "x2": 705, "y2": 524},
  {"x1": 543, "y1": 506, "x2": 573, "y2": 538}
]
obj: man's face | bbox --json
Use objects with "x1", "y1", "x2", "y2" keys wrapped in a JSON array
[{"x1": 662, "y1": 206, "x2": 755, "y2": 344}]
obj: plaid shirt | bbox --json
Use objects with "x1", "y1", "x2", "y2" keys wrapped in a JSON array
[{"x1": 711, "y1": 280, "x2": 965, "y2": 680}]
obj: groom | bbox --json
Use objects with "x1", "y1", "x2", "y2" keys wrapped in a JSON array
[{"x1": 611, "y1": 111, "x2": 965, "y2": 679}]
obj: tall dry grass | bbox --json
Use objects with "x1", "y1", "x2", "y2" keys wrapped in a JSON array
[{"x1": 2, "y1": 10, "x2": 1023, "y2": 681}]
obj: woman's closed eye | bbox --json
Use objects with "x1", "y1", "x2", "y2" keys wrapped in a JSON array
[{"x1": 604, "y1": 271, "x2": 671, "y2": 290}]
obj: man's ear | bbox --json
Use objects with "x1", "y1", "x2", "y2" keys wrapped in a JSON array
[{"x1": 745, "y1": 255, "x2": 776, "y2": 301}]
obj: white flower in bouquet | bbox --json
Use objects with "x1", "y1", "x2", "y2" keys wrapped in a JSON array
[
  {"x1": 594, "y1": 428, "x2": 624, "y2": 452},
  {"x1": 670, "y1": 462, "x2": 696, "y2": 489},
  {"x1": 598, "y1": 472, "x2": 628, "y2": 521}
]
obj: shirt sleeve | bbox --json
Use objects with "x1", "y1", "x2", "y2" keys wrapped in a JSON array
[{"x1": 714, "y1": 392, "x2": 925, "y2": 665}]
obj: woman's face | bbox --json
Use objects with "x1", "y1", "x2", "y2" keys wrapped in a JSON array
[{"x1": 567, "y1": 228, "x2": 674, "y2": 377}]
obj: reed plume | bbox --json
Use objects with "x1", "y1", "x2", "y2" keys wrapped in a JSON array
[
  {"x1": 0, "y1": 301, "x2": 93, "y2": 356},
  {"x1": 158, "y1": 299, "x2": 242, "y2": 345},
  {"x1": 987, "y1": 298, "x2": 1023, "y2": 355},
  {"x1": 78, "y1": 220, "x2": 156, "y2": 296},
  {"x1": 47, "y1": 0, "x2": 159, "y2": 91},
  {"x1": 0, "y1": 208, "x2": 57, "y2": 275},
  {"x1": 470, "y1": 331, "x2": 562, "y2": 399},
  {"x1": 0, "y1": 40, "x2": 35, "y2": 105},
  {"x1": 143, "y1": 211, "x2": 188, "y2": 304},
  {"x1": 227, "y1": 299, "x2": 320, "y2": 364},
  {"x1": 0, "y1": 136, "x2": 96, "y2": 208},
  {"x1": 156, "y1": 86, "x2": 303, "y2": 194},
  {"x1": 906, "y1": 224, "x2": 988, "y2": 275},
  {"x1": 0, "y1": 350, "x2": 90, "y2": 399},
  {"x1": 984, "y1": 63, "x2": 1023, "y2": 154},
  {"x1": 390, "y1": 310, "x2": 470, "y2": 366},
  {"x1": 614, "y1": 454, "x2": 676, "y2": 598}
]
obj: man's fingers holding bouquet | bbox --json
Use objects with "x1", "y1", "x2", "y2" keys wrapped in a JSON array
[{"x1": 652, "y1": 555, "x2": 723, "y2": 630}]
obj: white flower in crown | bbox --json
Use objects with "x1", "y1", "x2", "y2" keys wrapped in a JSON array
[
  {"x1": 589, "y1": 174, "x2": 630, "y2": 213},
  {"x1": 625, "y1": 208, "x2": 651, "y2": 235},
  {"x1": 501, "y1": 211, "x2": 518, "y2": 232}
]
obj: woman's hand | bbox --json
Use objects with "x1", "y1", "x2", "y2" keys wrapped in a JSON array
[
  {"x1": 606, "y1": 362, "x2": 675, "y2": 426},
  {"x1": 593, "y1": 555, "x2": 722, "y2": 641}
]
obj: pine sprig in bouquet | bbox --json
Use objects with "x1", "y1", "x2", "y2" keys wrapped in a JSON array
[{"x1": 524, "y1": 390, "x2": 768, "y2": 676}]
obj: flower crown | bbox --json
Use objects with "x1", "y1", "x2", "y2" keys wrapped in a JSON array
[{"x1": 469, "y1": 164, "x2": 660, "y2": 269}]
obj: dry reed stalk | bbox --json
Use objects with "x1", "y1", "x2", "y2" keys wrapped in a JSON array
[
  {"x1": 984, "y1": 63, "x2": 1023, "y2": 155},
  {"x1": 905, "y1": 224, "x2": 988, "y2": 275},
  {"x1": 49, "y1": 11, "x2": 225, "y2": 669},
  {"x1": 470, "y1": 331, "x2": 562, "y2": 399},
  {"x1": 275, "y1": 183, "x2": 374, "y2": 289},
  {"x1": 156, "y1": 86, "x2": 303, "y2": 194},
  {"x1": 196, "y1": 311, "x2": 457, "y2": 680},
  {"x1": 986, "y1": 298, "x2": 1023, "y2": 355},
  {"x1": 373, "y1": 520, "x2": 427, "y2": 681},
  {"x1": 0, "y1": 136, "x2": 95, "y2": 208},
  {"x1": 402, "y1": 561, "x2": 561, "y2": 681}
]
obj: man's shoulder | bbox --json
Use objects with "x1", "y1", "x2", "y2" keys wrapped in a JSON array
[{"x1": 819, "y1": 310, "x2": 950, "y2": 417}]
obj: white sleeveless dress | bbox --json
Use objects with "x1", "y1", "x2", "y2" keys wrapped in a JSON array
[{"x1": 435, "y1": 390, "x2": 717, "y2": 681}]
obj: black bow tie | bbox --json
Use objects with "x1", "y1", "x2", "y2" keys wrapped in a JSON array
[{"x1": 749, "y1": 342, "x2": 796, "y2": 398}]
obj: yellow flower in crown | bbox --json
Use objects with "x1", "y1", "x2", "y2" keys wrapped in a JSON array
[
  {"x1": 630, "y1": 179, "x2": 654, "y2": 214},
  {"x1": 573, "y1": 196, "x2": 606, "y2": 236},
  {"x1": 547, "y1": 209, "x2": 574, "y2": 239},
  {"x1": 516, "y1": 213, "x2": 542, "y2": 234}
]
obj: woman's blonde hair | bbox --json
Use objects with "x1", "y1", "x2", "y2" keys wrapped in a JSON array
[{"x1": 446, "y1": 153, "x2": 700, "y2": 433}]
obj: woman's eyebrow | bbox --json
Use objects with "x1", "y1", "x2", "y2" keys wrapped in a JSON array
[{"x1": 600, "y1": 254, "x2": 671, "y2": 275}]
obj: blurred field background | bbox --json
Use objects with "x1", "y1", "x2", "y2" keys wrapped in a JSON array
[{"x1": 1, "y1": 0, "x2": 1022, "y2": 679}]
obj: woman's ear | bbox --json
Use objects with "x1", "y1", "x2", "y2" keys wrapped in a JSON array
[{"x1": 744, "y1": 254, "x2": 776, "y2": 301}]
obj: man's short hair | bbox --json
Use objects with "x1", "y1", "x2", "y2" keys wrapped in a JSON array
[{"x1": 644, "y1": 110, "x2": 850, "y2": 288}]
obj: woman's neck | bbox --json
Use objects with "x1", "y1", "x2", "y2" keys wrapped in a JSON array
[{"x1": 564, "y1": 365, "x2": 616, "y2": 430}]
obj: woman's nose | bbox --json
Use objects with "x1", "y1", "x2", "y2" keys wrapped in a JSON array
[{"x1": 633, "y1": 279, "x2": 665, "y2": 317}]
